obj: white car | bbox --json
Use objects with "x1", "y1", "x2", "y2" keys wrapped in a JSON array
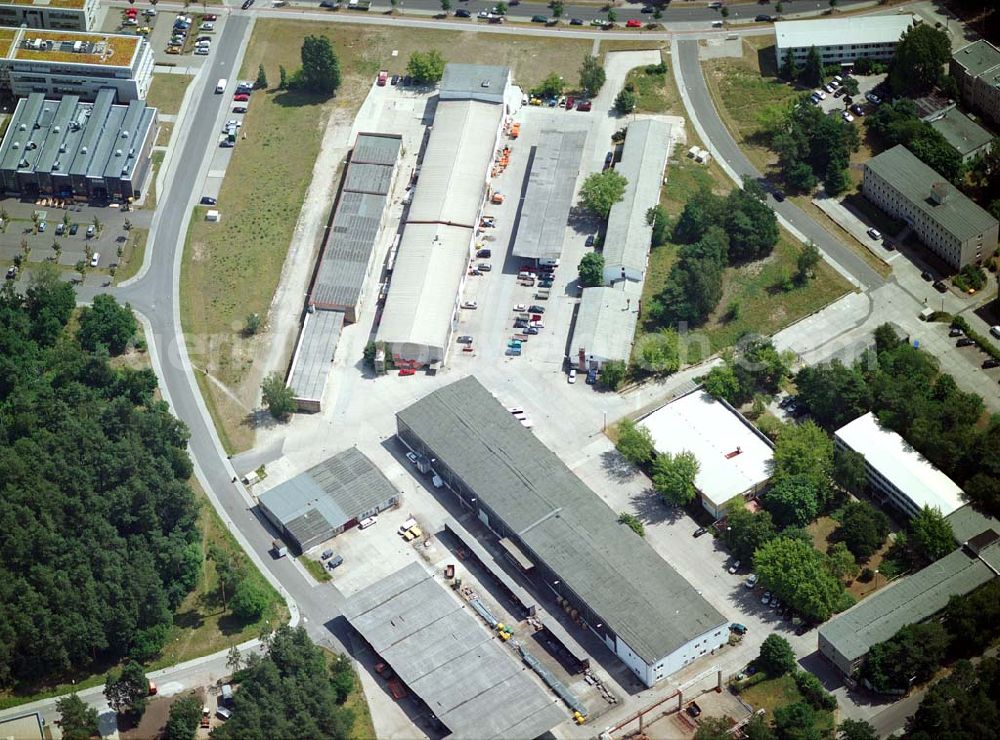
[
  {"x1": 990, "y1": 326, "x2": 1000, "y2": 339},
  {"x1": 728, "y1": 560, "x2": 741, "y2": 574},
  {"x1": 814, "y1": 89, "x2": 827, "y2": 100},
  {"x1": 461, "y1": 301, "x2": 478, "y2": 309},
  {"x1": 513, "y1": 303, "x2": 527, "y2": 312},
  {"x1": 745, "y1": 574, "x2": 758, "y2": 589},
  {"x1": 405, "y1": 451, "x2": 418, "y2": 465},
  {"x1": 529, "y1": 320, "x2": 544, "y2": 329},
  {"x1": 568, "y1": 368, "x2": 577, "y2": 384},
  {"x1": 195, "y1": 47, "x2": 210, "y2": 55},
  {"x1": 841, "y1": 111, "x2": 854, "y2": 123},
  {"x1": 200, "y1": 22, "x2": 215, "y2": 31},
  {"x1": 90, "y1": 252, "x2": 100, "y2": 267},
  {"x1": 761, "y1": 591, "x2": 771, "y2": 606},
  {"x1": 867, "y1": 227, "x2": 882, "y2": 240}
]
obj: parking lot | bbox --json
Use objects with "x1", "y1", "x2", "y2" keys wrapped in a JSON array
[
  {"x1": 101, "y1": 7, "x2": 221, "y2": 68},
  {"x1": 811, "y1": 73, "x2": 884, "y2": 121}
]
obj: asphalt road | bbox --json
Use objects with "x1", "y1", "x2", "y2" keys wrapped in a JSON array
[
  {"x1": 674, "y1": 38, "x2": 885, "y2": 290},
  {"x1": 317, "y1": 0, "x2": 872, "y2": 25}
]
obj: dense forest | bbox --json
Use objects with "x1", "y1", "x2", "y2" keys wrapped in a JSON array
[
  {"x1": 213, "y1": 626, "x2": 356, "y2": 740},
  {"x1": 0, "y1": 269, "x2": 201, "y2": 688}
]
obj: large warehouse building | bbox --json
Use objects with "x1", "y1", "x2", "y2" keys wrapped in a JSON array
[
  {"x1": 639, "y1": 390, "x2": 774, "y2": 518},
  {"x1": 1, "y1": 28, "x2": 154, "y2": 102},
  {"x1": 257, "y1": 447, "x2": 400, "y2": 554},
  {"x1": 834, "y1": 412, "x2": 966, "y2": 520},
  {"x1": 287, "y1": 132, "x2": 401, "y2": 412},
  {"x1": 774, "y1": 15, "x2": 913, "y2": 68},
  {"x1": 512, "y1": 128, "x2": 586, "y2": 266},
  {"x1": 602, "y1": 118, "x2": 671, "y2": 286},
  {"x1": 863, "y1": 145, "x2": 998, "y2": 269},
  {"x1": 376, "y1": 64, "x2": 520, "y2": 368},
  {"x1": 343, "y1": 562, "x2": 566, "y2": 739},
  {"x1": 0, "y1": 89, "x2": 157, "y2": 200},
  {"x1": 397, "y1": 376, "x2": 729, "y2": 687}
]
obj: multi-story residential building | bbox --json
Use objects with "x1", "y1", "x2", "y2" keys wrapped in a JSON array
[
  {"x1": 0, "y1": 28, "x2": 153, "y2": 102},
  {"x1": 0, "y1": 0, "x2": 100, "y2": 33},
  {"x1": 951, "y1": 40, "x2": 1000, "y2": 126},
  {"x1": 863, "y1": 145, "x2": 998, "y2": 269},
  {"x1": 834, "y1": 412, "x2": 965, "y2": 521},
  {"x1": 774, "y1": 15, "x2": 913, "y2": 69}
]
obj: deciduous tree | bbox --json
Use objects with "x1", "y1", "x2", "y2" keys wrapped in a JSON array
[
  {"x1": 579, "y1": 55, "x2": 606, "y2": 96},
  {"x1": 56, "y1": 694, "x2": 100, "y2": 740},
  {"x1": 652, "y1": 450, "x2": 700, "y2": 506},
  {"x1": 104, "y1": 661, "x2": 149, "y2": 718},
  {"x1": 909, "y1": 505, "x2": 955, "y2": 563},
  {"x1": 763, "y1": 475, "x2": 820, "y2": 529},
  {"x1": 578, "y1": 170, "x2": 627, "y2": 218},
  {"x1": 164, "y1": 695, "x2": 202, "y2": 740},
  {"x1": 837, "y1": 501, "x2": 889, "y2": 560},
  {"x1": 754, "y1": 537, "x2": 851, "y2": 623},
  {"x1": 758, "y1": 634, "x2": 796, "y2": 676},
  {"x1": 297, "y1": 35, "x2": 341, "y2": 96},
  {"x1": 578, "y1": 251, "x2": 605, "y2": 287},
  {"x1": 614, "y1": 88, "x2": 637, "y2": 114},
  {"x1": 616, "y1": 419, "x2": 655, "y2": 465},
  {"x1": 889, "y1": 23, "x2": 951, "y2": 95},
  {"x1": 77, "y1": 294, "x2": 137, "y2": 355},
  {"x1": 262, "y1": 372, "x2": 296, "y2": 420},
  {"x1": 601, "y1": 359, "x2": 627, "y2": 390},
  {"x1": 406, "y1": 49, "x2": 446, "y2": 84},
  {"x1": 863, "y1": 622, "x2": 950, "y2": 692}
]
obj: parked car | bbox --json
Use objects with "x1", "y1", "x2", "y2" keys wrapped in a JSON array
[
  {"x1": 38, "y1": 221, "x2": 46, "y2": 232},
  {"x1": 755, "y1": 14, "x2": 771, "y2": 22},
  {"x1": 626, "y1": 19, "x2": 642, "y2": 28},
  {"x1": 234, "y1": 93, "x2": 250, "y2": 101},
  {"x1": 90, "y1": 252, "x2": 100, "y2": 267},
  {"x1": 866, "y1": 91, "x2": 882, "y2": 105},
  {"x1": 405, "y1": 451, "x2": 419, "y2": 465},
  {"x1": 203, "y1": 13, "x2": 218, "y2": 21},
  {"x1": 813, "y1": 89, "x2": 827, "y2": 100},
  {"x1": 462, "y1": 300, "x2": 478, "y2": 309},
  {"x1": 693, "y1": 526, "x2": 708, "y2": 538},
  {"x1": 55, "y1": 223, "x2": 65, "y2": 235},
  {"x1": 241, "y1": 0, "x2": 255, "y2": 9},
  {"x1": 773, "y1": 189, "x2": 785, "y2": 202},
  {"x1": 569, "y1": 18, "x2": 584, "y2": 25},
  {"x1": 949, "y1": 327, "x2": 963, "y2": 337},
  {"x1": 745, "y1": 574, "x2": 759, "y2": 589},
  {"x1": 934, "y1": 280, "x2": 948, "y2": 293},
  {"x1": 457, "y1": 335, "x2": 473, "y2": 344},
  {"x1": 528, "y1": 305, "x2": 545, "y2": 314},
  {"x1": 984, "y1": 358, "x2": 1000, "y2": 369},
  {"x1": 233, "y1": 105, "x2": 248, "y2": 113},
  {"x1": 576, "y1": 100, "x2": 592, "y2": 111},
  {"x1": 957, "y1": 337, "x2": 976, "y2": 347},
  {"x1": 568, "y1": 368, "x2": 577, "y2": 384},
  {"x1": 69, "y1": 224, "x2": 78, "y2": 235},
  {"x1": 850, "y1": 104, "x2": 865, "y2": 116},
  {"x1": 455, "y1": 8, "x2": 471, "y2": 16},
  {"x1": 867, "y1": 227, "x2": 882, "y2": 240},
  {"x1": 842, "y1": 111, "x2": 854, "y2": 123},
  {"x1": 6, "y1": 265, "x2": 18, "y2": 280},
  {"x1": 728, "y1": 560, "x2": 741, "y2": 574},
  {"x1": 200, "y1": 22, "x2": 215, "y2": 30},
  {"x1": 921, "y1": 271, "x2": 933, "y2": 282},
  {"x1": 531, "y1": 14, "x2": 547, "y2": 22},
  {"x1": 990, "y1": 325, "x2": 1000, "y2": 339},
  {"x1": 476, "y1": 248, "x2": 491, "y2": 258},
  {"x1": 478, "y1": 262, "x2": 491, "y2": 271},
  {"x1": 586, "y1": 368, "x2": 598, "y2": 385},
  {"x1": 761, "y1": 591, "x2": 771, "y2": 605},
  {"x1": 524, "y1": 327, "x2": 539, "y2": 335},
  {"x1": 730, "y1": 622, "x2": 748, "y2": 635}
]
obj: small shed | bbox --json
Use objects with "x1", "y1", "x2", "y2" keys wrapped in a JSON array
[{"x1": 205, "y1": 209, "x2": 220, "y2": 222}]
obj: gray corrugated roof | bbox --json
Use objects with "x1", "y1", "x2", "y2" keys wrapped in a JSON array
[
  {"x1": 927, "y1": 109, "x2": 993, "y2": 157},
  {"x1": 947, "y1": 504, "x2": 1000, "y2": 546},
  {"x1": 952, "y1": 39, "x2": 1000, "y2": 78},
  {"x1": 819, "y1": 548, "x2": 994, "y2": 663},
  {"x1": 512, "y1": 129, "x2": 587, "y2": 261},
  {"x1": 865, "y1": 145, "x2": 998, "y2": 242},
  {"x1": 343, "y1": 563, "x2": 565, "y2": 740},
  {"x1": 440, "y1": 63, "x2": 510, "y2": 97},
  {"x1": 570, "y1": 284, "x2": 641, "y2": 363},
  {"x1": 309, "y1": 133, "x2": 400, "y2": 311},
  {"x1": 0, "y1": 93, "x2": 42, "y2": 171},
  {"x1": 603, "y1": 119, "x2": 671, "y2": 276},
  {"x1": 258, "y1": 447, "x2": 398, "y2": 544},
  {"x1": 397, "y1": 376, "x2": 728, "y2": 665},
  {"x1": 350, "y1": 132, "x2": 402, "y2": 166},
  {"x1": 287, "y1": 309, "x2": 344, "y2": 403}
]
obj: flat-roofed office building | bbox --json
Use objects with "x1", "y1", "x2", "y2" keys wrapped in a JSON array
[
  {"x1": 774, "y1": 15, "x2": 913, "y2": 68},
  {"x1": 0, "y1": 0, "x2": 100, "y2": 33}
]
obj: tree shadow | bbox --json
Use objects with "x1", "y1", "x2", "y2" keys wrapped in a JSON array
[
  {"x1": 630, "y1": 487, "x2": 673, "y2": 526},
  {"x1": 270, "y1": 88, "x2": 335, "y2": 110},
  {"x1": 172, "y1": 608, "x2": 205, "y2": 632},
  {"x1": 600, "y1": 448, "x2": 639, "y2": 483},
  {"x1": 243, "y1": 408, "x2": 283, "y2": 433},
  {"x1": 756, "y1": 45, "x2": 780, "y2": 78}
]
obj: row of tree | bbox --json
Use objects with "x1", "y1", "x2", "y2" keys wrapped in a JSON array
[
  {"x1": 907, "y1": 655, "x2": 1000, "y2": 739},
  {"x1": 0, "y1": 270, "x2": 202, "y2": 688},
  {"x1": 866, "y1": 99, "x2": 964, "y2": 184},
  {"x1": 649, "y1": 178, "x2": 780, "y2": 326},
  {"x1": 615, "y1": 419, "x2": 701, "y2": 507},
  {"x1": 794, "y1": 324, "x2": 1000, "y2": 520}
]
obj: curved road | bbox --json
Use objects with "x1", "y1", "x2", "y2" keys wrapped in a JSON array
[{"x1": 674, "y1": 38, "x2": 884, "y2": 289}]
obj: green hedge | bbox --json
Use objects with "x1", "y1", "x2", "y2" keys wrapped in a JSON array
[{"x1": 951, "y1": 317, "x2": 1000, "y2": 362}]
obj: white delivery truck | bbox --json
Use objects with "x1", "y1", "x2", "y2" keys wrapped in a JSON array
[{"x1": 216, "y1": 78, "x2": 227, "y2": 94}]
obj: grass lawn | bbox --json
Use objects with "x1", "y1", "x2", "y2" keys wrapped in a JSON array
[
  {"x1": 181, "y1": 21, "x2": 594, "y2": 453},
  {"x1": 145, "y1": 74, "x2": 192, "y2": 116},
  {"x1": 636, "y1": 126, "x2": 851, "y2": 366},
  {"x1": 807, "y1": 515, "x2": 839, "y2": 553},
  {"x1": 701, "y1": 36, "x2": 799, "y2": 175},
  {"x1": 156, "y1": 122, "x2": 173, "y2": 148},
  {"x1": 302, "y1": 555, "x2": 332, "y2": 583},
  {"x1": 113, "y1": 227, "x2": 147, "y2": 285},
  {"x1": 0, "y1": 477, "x2": 287, "y2": 710},
  {"x1": 741, "y1": 674, "x2": 836, "y2": 734},
  {"x1": 623, "y1": 58, "x2": 677, "y2": 115}
]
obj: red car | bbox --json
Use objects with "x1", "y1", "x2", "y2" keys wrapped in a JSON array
[
  {"x1": 234, "y1": 93, "x2": 250, "y2": 101},
  {"x1": 576, "y1": 100, "x2": 592, "y2": 112},
  {"x1": 377, "y1": 70, "x2": 388, "y2": 86},
  {"x1": 565, "y1": 96, "x2": 574, "y2": 110},
  {"x1": 398, "y1": 368, "x2": 415, "y2": 376},
  {"x1": 204, "y1": 14, "x2": 218, "y2": 21},
  {"x1": 626, "y1": 19, "x2": 642, "y2": 28}
]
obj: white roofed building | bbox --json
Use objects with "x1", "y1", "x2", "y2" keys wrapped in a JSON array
[
  {"x1": 834, "y1": 412, "x2": 965, "y2": 519},
  {"x1": 774, "y1": 15, "x2": 914, "y2": 68},
  {"x1": 639, "y1": 390, "x2": 774, "y2": 518},
  {"x1": 376, "y1": 63, "x2": 518, "y2": 367}
]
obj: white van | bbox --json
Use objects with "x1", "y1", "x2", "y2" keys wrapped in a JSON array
[
  {"x1": 216, "y1": 78, "x2": 227, "y2": 94},
  {"x1": 358, "y1": 516, "x2": 377, "y2": 529},
  {"x1": 711, "y1": 20, "x2": 724, "y2": 28}
]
